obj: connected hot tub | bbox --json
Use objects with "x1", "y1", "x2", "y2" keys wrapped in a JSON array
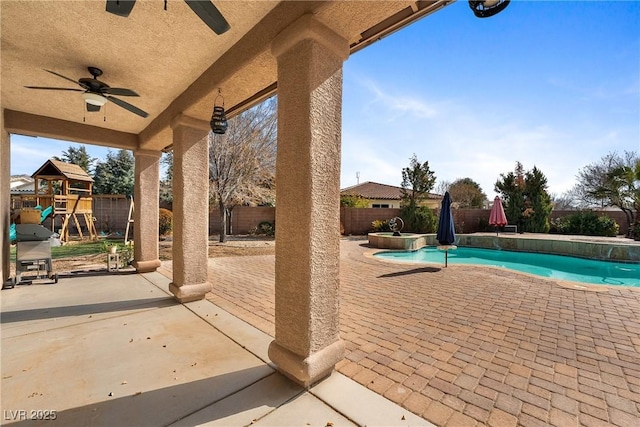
[{"x1": 367, "y1": 232, "x2": 436, "y2": 251}]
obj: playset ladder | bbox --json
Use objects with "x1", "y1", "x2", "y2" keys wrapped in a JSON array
[{"x1": 124, "y1": 196, "x2": 134, "y2": 244}]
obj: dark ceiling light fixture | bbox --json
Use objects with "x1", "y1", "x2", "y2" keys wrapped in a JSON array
[
  {"x1": 210, "y1": 89, "x2": 228, "y2": 134},
  {"x1": 468, "y1": 0, "x2": 510, "y2": 18}
]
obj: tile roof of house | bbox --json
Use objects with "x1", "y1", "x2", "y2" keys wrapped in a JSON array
[
  {"x1": 10, "y1": 175, "x2": 33, "y2": 188},
  {"x1": 340, "y1": 181, "x2": 440, "y2": 200},
  {"x1": 10, "y1": 181, "x2": 37, "y2": 194}
]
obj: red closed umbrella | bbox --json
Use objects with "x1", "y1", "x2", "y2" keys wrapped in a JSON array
[{"x1": 489, "y1": 196, "x2": 507, "y2": 235}]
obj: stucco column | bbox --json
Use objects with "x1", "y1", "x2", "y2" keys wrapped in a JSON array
[
  {"x1": 169, "y1": 115, "x2": 211, "y2": 303},
  {"x1": 1, "y1": 111, "x2": 10, "y2": 285},
  {"x1": 132, "y1": 149, "x2": 162, "y2": 273},
  {"x1": 268, "y1": 15, "x2": 349, "y2": 387}
]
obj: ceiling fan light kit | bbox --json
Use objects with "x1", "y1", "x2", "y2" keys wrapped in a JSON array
[
  {"x1": 82, "y1": 92, "x2": 107, "y2": 106},
  {"x1": 25, "y1": 67, "x2": 148, "y2": 118}
]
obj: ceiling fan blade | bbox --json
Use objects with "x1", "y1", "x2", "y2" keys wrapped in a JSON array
[
  {"x1": 86, "y1": 103, "x2": 101, "y2": 112},
  {"x1": 106, "y1": 95, "x2": 148, "y2": 118},
  {"x1": 24, "y1": 86, "x2": 83, "y2": 91},
  {"x1": 184, "y1": 0, "x2": 230, "y2": 35},
  {"x1": 44, "y1": 69, "x2": 80, "y2": 86},
  {"x1": 106, "y1": 88, "x2": 139, "y2": 97},
  {"x1": 106, "y1": 0, "x2": 136, "y2": 17}
]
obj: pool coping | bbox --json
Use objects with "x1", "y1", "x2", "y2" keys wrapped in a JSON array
[
  {"x1": 368, "y1": 232, "x2": 640, "y2": 263},
  {"x1": 363, "y1": 247, "x2": 633, "y2": 293}
]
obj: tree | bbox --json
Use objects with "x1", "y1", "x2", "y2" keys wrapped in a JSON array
[
  {"x1": 340, "y1": 195, "x2": 369, "y2": 208},
  {"x1": 495, "y1": 161, "x2": 526, "y2": 228},
  {"x1": 551, "y1": 192, "x2": 578, "y2": 210},
  {"x1": 574, "y1": 151, "x2": 639, "y2": 237},
  {"x1": 209, "y1": 97, "x2": 277, "y2": 242},
  {"x1": 159, "y1": 152, "x2": 173, "y2": 206},
  {"x1": 93, "y1": 149, "x2": 135, "y2": 196},
  {"x1": 447, "y1": 178, "x2": 487, "y2": 208},
  {"x1": 435, "y1": 180, "x2": 450, "y2": 197},
  {"x1": 400, "y1": 154, "x2": 438, "y2": 233},
  {"x1": 495, "y1": 162, "x2": 553, "y2": 233},
  {"x1": 400, "y1": 154, "x2": 436, "y2": 206},
  {"x1": 54, "y1": 145, "x2": 96, "y2": 174}
]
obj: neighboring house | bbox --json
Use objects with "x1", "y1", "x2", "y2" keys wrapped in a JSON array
[
  {"x1": 10, "y1": 175, "x2": 34, "y2": 193},
  {"x1": 340, "y1": 181, "x2": 441, "y2": 209},
  {"x1": 10, "y1": 175, "x2": 36, "y2": 209}
]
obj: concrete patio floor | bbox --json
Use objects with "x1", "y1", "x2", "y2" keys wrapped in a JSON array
[
  {"x1": 166, "y1": 237, "x2": 640, "y2": 427},
  {"x1": 1, "y1": 270, "x2": 431, "y2": 427},
  {"x1": 4, "y1": 235, "x2": 639, "y2": 427}
]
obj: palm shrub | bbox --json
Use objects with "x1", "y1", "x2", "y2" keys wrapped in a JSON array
[{"x1": 371, "y1": 219, "x2": 390, "y2": 232}]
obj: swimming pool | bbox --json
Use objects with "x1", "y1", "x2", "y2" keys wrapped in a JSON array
[{"x1": 374, "y1": 246, "x2": 640, "y2": 287}]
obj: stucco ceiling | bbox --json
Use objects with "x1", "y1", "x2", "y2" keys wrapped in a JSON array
[{"x1": 1, "y1": 0, "x2": 451, "y2": 152}]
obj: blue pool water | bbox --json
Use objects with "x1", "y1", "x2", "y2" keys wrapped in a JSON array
[{"x1": 374, "y1": 247, "x2": 640, "y2": 287}]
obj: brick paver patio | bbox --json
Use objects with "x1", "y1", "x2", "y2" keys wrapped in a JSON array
[{"x1": 195, "y1": 238, "x2": 640, "y2": 426}]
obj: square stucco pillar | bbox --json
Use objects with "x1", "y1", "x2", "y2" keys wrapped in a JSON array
[
  {"x1": 169, "y1": 115, "x2": 212, "y2": 303},
  {"x1": 268, "y1": 15, "x2": 349, "y2": 387},
  {"x1": 1, "y1": 113, "x2": 10, "y2": 285},
  {"x1": 132, "y1": 149, "x2": 162, "y2": 273}
]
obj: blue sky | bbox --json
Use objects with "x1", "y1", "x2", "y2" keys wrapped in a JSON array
[
  {"x1": 11, "y1": 1, "x2": 640, "y2": 198},
  {"x1": 340, "y1": 0, "x2": 639, "y2": 197}
]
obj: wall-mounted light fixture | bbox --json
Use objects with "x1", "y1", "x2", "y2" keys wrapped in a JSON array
[
  {"x1": 468, "y1": 0, "x2": 510, "y2": 18},
  {"x1": 210, "y1": 89, "x2": 228, "y2": 134}
]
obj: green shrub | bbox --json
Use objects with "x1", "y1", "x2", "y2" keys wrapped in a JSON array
[
  {"x1": 551, "y1": 211, "x2": 619, "y2": 237},
  {"x1": 477, "y1": 217, "x2": 491, "y2": 232},
  {"x1": 340, "y1": 195, "x2": 370, "y2": 208},
  {"x1": 371, "y1": 219, "x2": 390, "y2": 232},
  {"x1": 119, "y1": 242, "x2": 134, "y2": 268},
  {"x1": 257, "y1": 221, "x2": 275, "y2": 236},
  {"x1": 159, "y1": 208, "x2": 173, "y2": 236},
  {"x1": 399, "y1": 205, "x2": 437, "y2": 233}
]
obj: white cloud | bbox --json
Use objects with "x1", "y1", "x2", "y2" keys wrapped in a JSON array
[
  {"x1": 340, "y1": 77, "x2": 635, "y2": 198},
  {"x1": 10, "y1": 139, "x2": 60, "y2": 175},
  {"x1": 360, "y1": 79, "x2": 439, "y2": 120},
  {"x1": 10, "y1": 136, "x2": 113, "y2": 176}
]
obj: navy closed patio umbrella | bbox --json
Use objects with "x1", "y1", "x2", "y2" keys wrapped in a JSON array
[
  {"x1": 436, "y1": 191, "x2": 456, "y2": 267},
  {"x1": 436, "y1": 191, "x2": 456, "y2": 245}
]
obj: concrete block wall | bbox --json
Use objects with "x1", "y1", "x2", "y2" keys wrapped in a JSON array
[
  {"x1": 341, "y1": 207, "x2": 632, "y2": 236},
  {"x1": 92, "y1": 195, "x2": 131, "y2": 233},
  {"x1": 209, "y1": 206, "x2": 276, "y2": 235},
  {"x1": 85, "y1": 200, "x2": 632, "y2": 237}
]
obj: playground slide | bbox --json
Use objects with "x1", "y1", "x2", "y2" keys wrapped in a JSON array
[{"x1": 40, "y1": 206, "x2": 53, "y2": 223}]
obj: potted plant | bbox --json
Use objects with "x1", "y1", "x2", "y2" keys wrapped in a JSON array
[{"x1": 101, "y1": 241, "x2": 118, "y2": 254}]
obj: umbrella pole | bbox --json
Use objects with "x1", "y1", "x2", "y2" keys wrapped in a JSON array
[{"x1": 445, "y1": 250, "x2": 448, "y2": 267}]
